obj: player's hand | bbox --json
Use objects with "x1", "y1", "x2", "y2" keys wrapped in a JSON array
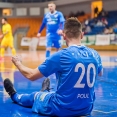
[
  {"x1": 37, "y1": 33, "x2": 41, "y2": 38},
  {"x1": 57, "y1": 30, "x2": 63, "y2": 35},
  {"x1": 0, "y1": 34, "x2": 4, "y2": 39},
  {"x1": 12, "y1": 55, "x2": 22, "y2": 67}
]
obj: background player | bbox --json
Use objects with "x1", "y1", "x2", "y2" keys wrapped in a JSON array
[
  {"x1": 0, "y1": 18, "x2": 16, "y2": 61},
  {"x1": 4, "y1": 18, "x2": 103, "y2": 116},
  {"x1": 37, "y1": 2, "x2": 65, "y2": 58}
]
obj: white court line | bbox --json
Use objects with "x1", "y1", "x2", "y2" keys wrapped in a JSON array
[{"x1": 93, "y1": 110, "x2": 117, "y2": 114}]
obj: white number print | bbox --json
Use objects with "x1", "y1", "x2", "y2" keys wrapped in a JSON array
[{"x1": 74, "y1": 63, "x2": 96, "y2": 88}]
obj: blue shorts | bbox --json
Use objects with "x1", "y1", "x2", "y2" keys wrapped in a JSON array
[
  {"x1": 32, "y1": 91, "x2": 54, "y2": 115},
  {"x1": 46, "y1": 38, "x2": 61, "y2": 48},
  {"x1": 32, "y1": 91, "x2": 92, "y2": 116}
]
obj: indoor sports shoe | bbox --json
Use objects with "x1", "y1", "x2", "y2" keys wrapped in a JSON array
[
  {"x1": 41, "y1": 78, "x2": 51, "y2": 92},
  {"x1": 4, "y1": 78, "x2": 16, "y2": 97}
]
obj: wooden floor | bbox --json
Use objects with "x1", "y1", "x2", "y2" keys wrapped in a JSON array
[{"x1": 1, "y1": 50, "x2": 117, "y2": 68}]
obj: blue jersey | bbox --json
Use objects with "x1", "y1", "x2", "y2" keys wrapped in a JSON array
[
  {"x1": 32, "y1": 45, "x2": 103, "y2": 116},
  {"x1": 39, "y1": 11, "x2": 65, "y2": 39}
]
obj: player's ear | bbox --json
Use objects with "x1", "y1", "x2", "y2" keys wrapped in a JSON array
[
  {"x1": 62, "y1": 32, "x2": 67, "y2": 40},
  {"x1": 81, "y1": 32, "x2": 84, "y2": 39}
]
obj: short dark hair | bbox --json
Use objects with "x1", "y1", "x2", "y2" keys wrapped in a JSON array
[
  {"x1": 48, "y1": 2, "x2": 55, "y2": 5},
  {"x1": 2, "y1": 17, "x2": 7, "y2": 21},
  {"x1": 64, "y1": 17, "x2": 82, "y2": 39}
]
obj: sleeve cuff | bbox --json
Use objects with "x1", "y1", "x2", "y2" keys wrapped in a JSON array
[{"x1": 38, "y1": 66, "x2": 48, "y2": 77}]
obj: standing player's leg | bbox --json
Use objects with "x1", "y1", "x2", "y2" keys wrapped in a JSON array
[
  {"x1": 9, "y1": 38, "x2": 16, "y2": 56},
  {"x1": 53, "y1": 39, "x2": 61, "y2": 52},
  {"x1": 0, "y1": 46, "x2": 5, "y2": 57},
  {"x1": 0, "y1": 39, "x2": 7, "y2": 58},
  {"x1": 4, "y1": 78, "x2": 50, "y2": 107},
  {"x1": 11, "y1": 47, "x2": 16, "y2": 56},
  {"x1": 46, "y1": 38, "x2": 52, "y2": 58}
]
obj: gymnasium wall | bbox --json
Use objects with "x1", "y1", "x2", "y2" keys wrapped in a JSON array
[
  {"x1": 0, "y1": 2, "x2": 14, "y2": 8},
  {"x1": 103, "y1": 0, "x2": 117, "y2": 11},
  {"x1": 0, "y1": 8, "x2": 2, "y2": 16},
  {"x1": 20, "y1": 34, "x2": 117, "y2": 51},
  {"x1": 0, "y1": 0, "x2": 117, "y2": 17},
  {"x1": 57, "y1": 2, "x2": 91, "y2": 16}
]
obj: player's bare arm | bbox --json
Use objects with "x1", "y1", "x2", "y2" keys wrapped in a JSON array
[
  {"x1": 12, "y1": 56, "x2": 43, "y2": 81},
  {"x1": 37, "y1": 33, "x2": 41, "y2": 38},
  {"x1": 57, "y1": 29, "x2": 63, "y2": 35}
]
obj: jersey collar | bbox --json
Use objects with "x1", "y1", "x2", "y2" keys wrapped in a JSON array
[
  {"x1": 49, "y1": 10, "x2": 57, "y2": 15},
  {"x1": 69, "y1": 44, "x2": 85, "y2": 47}
]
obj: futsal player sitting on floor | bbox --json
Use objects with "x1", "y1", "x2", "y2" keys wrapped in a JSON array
[{"x1": 4, "y1": 17, "x2": 103, "y2": 116}]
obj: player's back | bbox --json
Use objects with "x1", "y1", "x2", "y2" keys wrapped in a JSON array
[
  {"x1": 2, "y1": 23, "x2": 13, "y2": 38},
  {"x1": 52, "y1": 45, "x2": 101, "y2": 116}
]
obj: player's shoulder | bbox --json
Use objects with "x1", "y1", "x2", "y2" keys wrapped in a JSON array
[
  {"x1": 6, "y1": 23, "x2": 11, "y2": 27},
  {"x1": 60, "y1": 47, "x2": 74, "y2": 58},
  {"x1": 44, "y1": 13, "x2": 50, "y2": 18},
  {"x1": 56, "y1": 11, "x2": 63, "y2": 15},
  {"x1": 67, "y1": 45, "x2": 100, "y2": 57},
  {"x1": 86, "y1": 46, "x2": 96, "y2": 52},
  {"x1": 86, "y1": 46, "x2": 100, "y2": 57},
  {"x1": 50, "y1": 48, "x2": 71, "y2": 59}
]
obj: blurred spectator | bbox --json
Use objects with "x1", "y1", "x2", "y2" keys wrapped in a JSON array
[
  {"x1": 75, "y1": 11, "x2": 80, "y2": 17},
  {"x1": 108, "y1": 27, "x2": 113, "y2": 34},
  {"x1": 94, "y1": 6, "x2": 98, "y2": 17},
  {"x1": 85, "y1": 26, "x2": 92, "y2": 33},
  {"x1": 104, "y1": 27, "x2": 113, "y2": 34},
  {"x1": 89, "y1": 18, "x2": 97, "y2": 28},
  {"x1": 96, "y1": 20, "x2": 104, "y2": 26},
  {"x1": 68, "y1": 12, "x2": 75, "y2": 18},
  {"x1": 102, "y1": 18, "x2": 108, "y2": 26},
  {"x1": 85, "y1": 19, "x2": 89, "y2": 26},
  {"x1": 82, "y1": 22, "x2": 86, "y2": 32},
  {"x1": 98, "y1": 8, "x2": 108, "y2": 18},
  {"x1": 80, "y1": 11, "x2": 85, "y2": 16},
  {"x1": 103, "y1": 28, "x2": 109, "y2": 34},
  {"x1": 68, "y1": 11, "x2": 85, "y2": 18}
]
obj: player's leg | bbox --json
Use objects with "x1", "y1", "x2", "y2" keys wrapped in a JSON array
[
  {"x1": 53, "y1": 39, "x2": 61, "y2": 52},
  {"x1": 46, "y1": 48, "x2": 51, "y2": 58},
  {"x1": 9, "y1": 39, "x2": 16, "y2": 56},
  {"x1": 0, "y1": 47, "x2": 5, "y2": 57},
  {"x1": 0, "y1": 39, "x2": 7, "y2": 58},
  {"x1": 4, "y1": 78, "x2": 50, "y2": 107},
  {"x1": 11, "y1": 48, "x2": 16, "y2": 56},
  {"x1": 46, "y1": 38, "x2": 52, "y2": 58},
  {"x1": 11, "y1": 92, "x2": 37, "y2": 107}
]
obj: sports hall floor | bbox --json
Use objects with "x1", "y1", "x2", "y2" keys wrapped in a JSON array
[{"x1": 0, "y1": 50, "x2": 117, "y2": 117}]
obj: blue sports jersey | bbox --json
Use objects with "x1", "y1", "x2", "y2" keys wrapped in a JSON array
[
  {"x1": 39, "y1": 11, "x2": 65, "y2": 39},
  {"x1": 32, "y1": 45, "x2": 103, "y2": 116}
]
